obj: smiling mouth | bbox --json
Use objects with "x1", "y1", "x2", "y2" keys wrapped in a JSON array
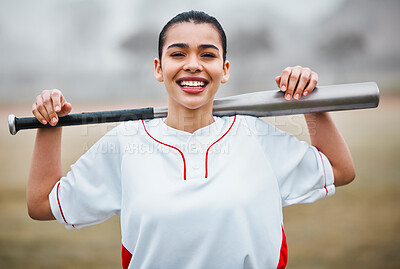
[
  {"x1": 179, "y1": 80, "x2": 205, "y2": 88},
  {"x1": 176, "y1": 78, "x2": 209, "y2": 90}
]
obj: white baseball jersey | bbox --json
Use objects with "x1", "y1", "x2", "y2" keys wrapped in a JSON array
[{"x1": 49, "y1": 115, "x2": 334, "y2": 269}]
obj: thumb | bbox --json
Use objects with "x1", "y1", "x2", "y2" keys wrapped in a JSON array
[{"x1": 59, "y1": 102, "x2": 72, "y2": 117}]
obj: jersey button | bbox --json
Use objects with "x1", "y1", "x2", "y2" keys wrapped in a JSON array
[
  {"x1": 192, "y1": 163, "x2": 200, "y2": 169},
  {"x1": 189, "y1": 142, "x2": 203, "y2": 153}
]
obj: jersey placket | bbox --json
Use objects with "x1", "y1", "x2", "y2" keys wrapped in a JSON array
[{"x1": 184, "y1": 135, "x2": 207, "y2": 180}]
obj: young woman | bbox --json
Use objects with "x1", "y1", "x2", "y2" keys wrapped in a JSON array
[{"x1": 27, "y1": 10, "x2": 355, "y2": 269}]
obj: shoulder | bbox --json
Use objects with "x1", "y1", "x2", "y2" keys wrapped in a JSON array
[
  {"x1": 228, "y1": 115, "x2": 283, "y2": 137},
  {"x1": 83, "y1": 119, "x2": 155, "y2": 156},
  {"x1": 230, "y1": 115, "x2": 304, "y2": 153},
  {"x1": 92, "y1": 120, "x2": 145, "y2": 147},
  {"x1": 104, "y1": 119, "x2": 156, "y2": 138}
]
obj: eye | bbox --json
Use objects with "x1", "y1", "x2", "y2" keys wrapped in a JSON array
[
  {"x1": 201, "y1": 53, "x2": 216, "y2": 58},
  {"x1": 171, "y1": 52, "x2": 185, "y2": 57}
]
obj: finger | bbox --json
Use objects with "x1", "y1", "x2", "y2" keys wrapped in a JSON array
[
  {"x1": 35, "y1": 94, "x2": 50, "y2": 124},
  {"x1": 51, "y1": 89, "x2": 62, "y2": 113},
  {"x1": 303, "y1": 72, "x2": 318, "y2": 96},
  {"x1": 293, "y1": 69, "x2": 311, "y2": 100},
  {"x1": 32, "y1": 102, "x2": 48, "y2": 125},
  {"x1": 279, "y1": 67, "x2": 292, "y2": 93},
  {"x1": 42, "y1": 90, "x2": 58, "y2": 126},
  {"x1": 286, "y1": 66, "x2": 302, "y2": 101},
  {"x1": 275, "y1": 76, "x2": 281, "y2": 89}
]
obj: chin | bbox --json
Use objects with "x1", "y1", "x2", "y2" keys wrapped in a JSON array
[
  {"x1": 178, "y1": 95, "x2": 213, "y2": 111},
  {"x1": 181, "y1": 100, "x2": 207, "y2": 110}
]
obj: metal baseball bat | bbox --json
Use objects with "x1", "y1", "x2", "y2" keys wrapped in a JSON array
[{"x1": 8, "y1": 82, "x2": 379, "y2": 135}]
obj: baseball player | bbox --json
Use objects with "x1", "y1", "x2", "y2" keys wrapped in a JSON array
[{"x1": 27, "y1": 10, "x2": 355, "y2": 269}]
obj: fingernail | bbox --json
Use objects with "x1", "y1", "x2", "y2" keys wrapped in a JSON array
[
  {"x1": 52, "y1": 117, "x2": 57, "y2": 124},
  {"x1": 41, "y1": 120, "x2": 47, "y2": 125},
  {"x1": 294, "y1": 93, "x2": 300, "y2": 100},
  {"x1": 55, "y1": 106, "x2": 60, "y2": 111},
  {"x1": 303, "y1": 91, "x2": 308, "y2": 96},
  {"x1": 285, "y1": 94, "x2": 291, "y2": 101},
  {"x1": 281, "y1": 85, "x2": 286, "y2": 92}
]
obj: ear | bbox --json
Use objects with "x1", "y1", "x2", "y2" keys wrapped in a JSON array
[
  {"x1": 221, "y1": 60, "x2": 230, "y2": 84},
  {"x1": 154, "y1": 58, "x2": 163, "y2": 82}
]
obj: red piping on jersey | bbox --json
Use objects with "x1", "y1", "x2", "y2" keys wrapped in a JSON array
[
  {"x1": 317, "y1": 151, "x2": 329, "y2": 196},
  {"x1": 122, "y1": 244, "x2": 133, "y2": 269},
  {"x1": 56, "y1": 181, "x2": 75, "y2": 228},
  {"x1": 205, "y1": 115, "x2": 236, "y2": 178},
  {"x1": 142, "y1": 120, "x2": 187, "y2": 180},
  {"x1": 277, "y1": 225, "x2": 288, "y2": 269}
]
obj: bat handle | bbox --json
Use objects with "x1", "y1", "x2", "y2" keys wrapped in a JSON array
[
  {"x1": 8, "y1": 107, "x2": 156, "y2": 135},
  {"x1": 8, "y1": 114, "x2": 17, "y2": 135}
]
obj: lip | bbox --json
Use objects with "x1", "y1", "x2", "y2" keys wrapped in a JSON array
[{"x1": 176, "y1": 76, "x2": 209, "y2": 94}]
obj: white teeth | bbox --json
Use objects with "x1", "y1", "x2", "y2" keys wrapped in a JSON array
[{"x1": 179, "y1": 80, "x2": 205, "y2": 88}]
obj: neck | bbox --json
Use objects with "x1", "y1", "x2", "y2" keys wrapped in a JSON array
[{"x1": 165, "y1": 103, "x2": 215, "y2": 133}]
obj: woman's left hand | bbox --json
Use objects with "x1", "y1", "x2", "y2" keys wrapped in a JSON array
[{"x1": 275, "y1": 66, "x2": 318, "y2": 101}]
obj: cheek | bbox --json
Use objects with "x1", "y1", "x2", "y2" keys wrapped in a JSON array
[
  {"x1": 161, "y1": 62, "x2": 179, "y2": 82},
  {"x1": 211, "y1": 67, "x2": 225, "y2": 83}
]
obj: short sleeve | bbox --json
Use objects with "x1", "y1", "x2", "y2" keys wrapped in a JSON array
[
  {"x1": 250, "y1": 117, "x2": 335, "y2": 207},
  {"x1": 49, "y1": 127, "x2": 122, "y2": 229}
]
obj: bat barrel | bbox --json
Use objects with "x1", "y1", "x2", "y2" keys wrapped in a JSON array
[{"x1": 212, "y1": 82, "x2": 379, "y2": 117}]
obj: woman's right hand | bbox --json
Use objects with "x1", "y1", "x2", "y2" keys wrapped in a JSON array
[{"x1": 32, "y1": 89, "x2": 72, "y2": 126}]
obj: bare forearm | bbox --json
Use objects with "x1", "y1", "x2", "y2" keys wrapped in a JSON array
[
  {"x1": 305, "y1": 112, "x2": 355, "y2": 186},
  {"x1": 27, "y1": 128, "x2": 63, "y2": 220}
]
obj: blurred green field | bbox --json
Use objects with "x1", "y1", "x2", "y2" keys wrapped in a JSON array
[{"x1": 0, "y1": 96, "x2": 399, "y2": 268}]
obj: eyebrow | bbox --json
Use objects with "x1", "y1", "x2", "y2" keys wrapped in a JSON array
[
  {"x1": 166, "y1": 43, "x2": 219, "y2": 51},
  {"x1": 199, "y1": 44, "x2": 219, "y2": 51}
]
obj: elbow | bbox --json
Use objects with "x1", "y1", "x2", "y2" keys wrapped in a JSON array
[
  {"x1": 27, "y1": 203, "x2": 44, "y2": 220},
  {"x1": 333, "y1": 165, "x2": 356, "y2": 187},
  {"x1": 27, "y1": 207, "x2": 41, "y2": 221},
  {"x1": 27, "y1": 204, "x2": 41, "y2": 220},
  {"x1": 344, "y1": 168, "x2": 356, "y2": 185},
  {"x1": 27, "y1": 199, "x2": 55, "y2": 221}
]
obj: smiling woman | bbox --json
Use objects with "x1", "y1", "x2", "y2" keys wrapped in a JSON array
[
  {"x1": 154, "y1": 21, "x2": 230, "y2": 132},
  {"x1": 26, "y1": 10, "x2": 355, "y2": 269}
]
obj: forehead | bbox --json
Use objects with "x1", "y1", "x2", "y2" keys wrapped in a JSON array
[{"x1": 164, "y1": 22, "x2": 222, "y2": 49}]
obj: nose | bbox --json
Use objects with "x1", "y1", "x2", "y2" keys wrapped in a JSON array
[{"x1": 183, "y1": 55, "x2": 202, "y2": 72}]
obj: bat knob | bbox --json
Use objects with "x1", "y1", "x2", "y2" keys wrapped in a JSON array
[{"x1": 8, "y1": 114, "x2": 17, "y2": 135}]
